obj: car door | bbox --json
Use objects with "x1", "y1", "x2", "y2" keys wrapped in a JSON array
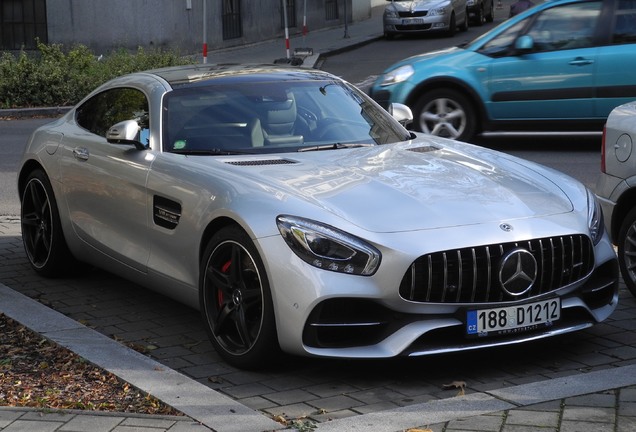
[
  {"x1": 484, "y1": 0, "x2": 602, "y2": 121},
  {"x1": 58, "y1": 87, "x2": 153, "y2": 272},
  {"x1": 594, "y1": 0, "x2": 636, "y2": 117}
]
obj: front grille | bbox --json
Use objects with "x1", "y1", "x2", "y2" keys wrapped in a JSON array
[
  {"x1": 399, "y1": 235, "x2": 594, "y2": 303},
  {"x1": 398, "y1": 11, "x2": 428, "y2": 17},
  {"x1": 396, "y1": 24, "x2": 432, "y2": 31}
]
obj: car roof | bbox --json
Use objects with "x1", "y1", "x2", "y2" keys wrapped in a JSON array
[{"x1": 145, "y1": 64, "x2": 334, "y2": 88}]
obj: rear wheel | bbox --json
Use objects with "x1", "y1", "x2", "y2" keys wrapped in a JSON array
[
  {"x1": 617, "y1": 207, "x2": 636, "y2": 297},
  {"x1": 199, "y1": 226, "x2": 281, "y2": 369},
  {"x1": 21, "y1": 169, "x2": 74, "y2": 277},
  {"x1": 486, "y1": 0, "x2": 495, "y2": 22},
  {"x1": 461, "y1": 10, "x2": 470, "y2": 31},
  {"x1": 413, "y1": 88, "x2": 476, "y2": 142},
  {"x1": 474, "y1": 5, "x2": 485, "y2": 25}
]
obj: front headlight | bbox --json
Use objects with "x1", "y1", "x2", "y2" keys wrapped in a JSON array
[
  {"x1": 380, "y1": 64, "x2": 415, "y2": 87},
  {"x1": 277, "y1": 215, "x2": 381, "y2": 276},
  {"x1": 587, "y1": 188, "x2": 604, "y2": 245},
  {"x1": 384, "y1": 8, "x2": 399, "y2": 18},
  {"x1": 429, "y1": 6, "x2": 449, "y2": 16}
]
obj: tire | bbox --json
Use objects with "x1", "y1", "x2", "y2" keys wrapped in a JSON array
[
  {"x1": 446, "y1": 13, "x2": 457, "y2": 37},
  {"x1": 486, "y1": 0, "x2": 495, "y2": 22},
  {"x1": 20, "y1": 169, "x2": 75, "y2": 277},
  {"x1": 474, "y1": 6, "x2": 485, "y2": 26},
  {"x1": 461, "y1": 10, "x2": 470, "y2": 31},
  {"x1": 199, "y1": 226, "x2": 281, "y2": 369},
  {"x1": 413, "y1": 88, "x2": 476, "y2": 142},
  {"x1": 617, "y1": 207, "x2": 636, "y2": 297}
]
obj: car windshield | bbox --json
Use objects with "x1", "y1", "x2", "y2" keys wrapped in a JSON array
[{"x1": 162, "y1": 79, "x2": 410, "y2": 154}]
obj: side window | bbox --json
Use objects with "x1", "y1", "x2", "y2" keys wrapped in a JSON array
[
  {"x1": 479, "y1": 20, "x2": 528, "y2": 56},
  {"x1": 526, "y1": 2, "x2": 601, "y2": 52},
  {"x1": 76, "y1": 88, "x2": 149, "y2": 145},
  {"x1": 613, "y1": 0, "x2": 636, "y2": 44}
]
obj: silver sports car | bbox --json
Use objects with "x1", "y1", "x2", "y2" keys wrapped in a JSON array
[{"x1": 18, "y1": 64, "x2": 618, "y2": 369}]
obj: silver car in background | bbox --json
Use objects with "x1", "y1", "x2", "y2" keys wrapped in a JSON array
[
  {"x1": 596, "y1": 101, "x2": 636, "y2": 297},
  {"x1": 383, "y1": 0, "x2": 469, "y2": 38}
]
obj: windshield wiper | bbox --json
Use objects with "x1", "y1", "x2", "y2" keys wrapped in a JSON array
[
  {"x1": 170, "y1": 148, "x2": 254, "y2": 156},
  {"x1": 297, "y1": 143, "x2": 374, "y2": 152}
]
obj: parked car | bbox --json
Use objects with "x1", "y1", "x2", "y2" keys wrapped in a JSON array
[
  {"x1": 596, "y1": 101, "x2": 636, "y2": 297},
  {"x1": 383, "y1": 0, "x2": 469, "y2": 39},
  {"x1": 371, "y1": 0, "x2": 636, "y2": 142},
  {"x1": 467, "y1": 0, "x2": 494, "y2": 24},
  {"x1": 19, "y1": 64, "x2": 618, "y2": 369}
]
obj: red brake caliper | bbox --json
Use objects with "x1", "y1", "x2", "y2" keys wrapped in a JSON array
[{"x1": 218, "y1": 260, "x2": 232, "y2": 305}]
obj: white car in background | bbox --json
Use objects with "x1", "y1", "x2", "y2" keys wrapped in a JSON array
[{"x1": 596, "y1": 101, "x2": 636, "y2": 297}]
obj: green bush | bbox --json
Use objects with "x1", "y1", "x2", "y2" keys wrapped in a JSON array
[{"x1": 0, "y1": 41, "x2": 194, "y2": 109}]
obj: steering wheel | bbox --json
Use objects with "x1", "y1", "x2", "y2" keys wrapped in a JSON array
[{"x1": 297, "y1": 106, "x2": 318, "y2": 123}]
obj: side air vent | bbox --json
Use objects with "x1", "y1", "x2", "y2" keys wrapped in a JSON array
[
  {"x1": 407, "y1": 146, "x2": 440, "y2": 153},
  {"x1": 225, "y1": 159, "x2": 297, "y2": 166},
  {"x1": 153, "y1": 196, "x2": 181, "y2": 230}
]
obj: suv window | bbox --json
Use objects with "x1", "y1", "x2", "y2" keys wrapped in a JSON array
[
  {"x1": 525, "y1": 1, "x2": 602, "y2": 52},
  {"x1": 76, "y1": 88, "x2": 149, "y2": 144},
  {"x1": 614, "y1": 0, "x2": 636, "y2": 43}
]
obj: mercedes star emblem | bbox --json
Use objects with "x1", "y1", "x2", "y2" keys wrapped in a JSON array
[{"x1": 499, "y1": 249, "x2": 538, "y2": 296}]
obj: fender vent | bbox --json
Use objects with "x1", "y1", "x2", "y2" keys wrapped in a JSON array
[{"x1": 225, "y1": 158, "x2": 297, "y2": 166}]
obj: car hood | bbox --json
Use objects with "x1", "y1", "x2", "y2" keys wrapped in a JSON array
[
  {"x1": 217, "y1": 139, "x2": 574, "y2": 233},
  {"x1": 387, "y1": 0, "x2": 451, "y2": 12}
]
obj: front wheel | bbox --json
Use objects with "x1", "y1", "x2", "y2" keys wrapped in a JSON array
[
  {"x1": 21, "y1": 169, "x2": 75, "y2": 277},
  {"x1": 199, "y1": 226, "x2": 281, "y2": 369},
  {"x1": 617, "y1": 207, "x2": 636, "y2": 297},
  {"x1": 446, "y1": 13, "x2": 457, "y2": 37},
  {"x1": 412, "y1": 89, "x2": 476, "y2": 142}
]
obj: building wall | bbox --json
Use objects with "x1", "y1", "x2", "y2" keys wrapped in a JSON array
[{"x1": 45, "y1": 0, "x2": 367, "y2": 55}]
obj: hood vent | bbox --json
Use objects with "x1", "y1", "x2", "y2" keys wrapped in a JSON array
[
  {"x1": 225, "y1": 158, "x2": 298, "y2": 166},
  {"x1": 407, "y1": 145, "x2": 440, "y2": 153}
]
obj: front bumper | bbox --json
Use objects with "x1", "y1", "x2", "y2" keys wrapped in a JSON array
[
  {"x1": 260, "y1": 218, "x2": 619, "y2": 359},
  {"x1": 384, "y1": 15, "x2": 451, "y2": 35}
]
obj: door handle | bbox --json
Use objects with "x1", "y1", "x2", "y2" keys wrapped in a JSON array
[
  {"x1": 73, "y1": 147, "x2": 89, "y2": 161},
  {"x1": 569, "y1": 57, "x2": 594, "y2": 66}
]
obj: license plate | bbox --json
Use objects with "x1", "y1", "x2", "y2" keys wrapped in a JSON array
[
  {"x1": 466, "y1": 298, "x2": 560, "y2": 337},
  {"x1": 402, "y1": 18, "x2": 424, "y2": 25}
]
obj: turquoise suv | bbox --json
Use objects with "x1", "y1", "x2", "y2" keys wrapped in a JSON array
[{"x1": 370, "y1": 0, "x2": 636, "y2": 142}]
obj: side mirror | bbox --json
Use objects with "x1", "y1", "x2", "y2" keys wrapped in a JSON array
[
  {"x1": 515, "y1": 35, "x2": 534, "y2": 53},
  {"x1": 106, "y1": 120, "x2": 146, "y2": 150},
  {"x1": 389, "y1": 103, "x2": 413, "y2": 128}
]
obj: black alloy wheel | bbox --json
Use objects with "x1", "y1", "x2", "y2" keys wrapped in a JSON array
[
  {"x1": 200, "y1": 226, "x2": 280, "y2": 369},
  {"x1": 618, "y1": 207, "x2": 636, "y2": 297},
  {"x1": 21, "y1": 170, "x2": 74, "y2": 277}
]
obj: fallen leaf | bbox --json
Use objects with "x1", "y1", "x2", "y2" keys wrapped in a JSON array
[{"x1": 442, "y1": 380, "x2": 466, "y2": 396}]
